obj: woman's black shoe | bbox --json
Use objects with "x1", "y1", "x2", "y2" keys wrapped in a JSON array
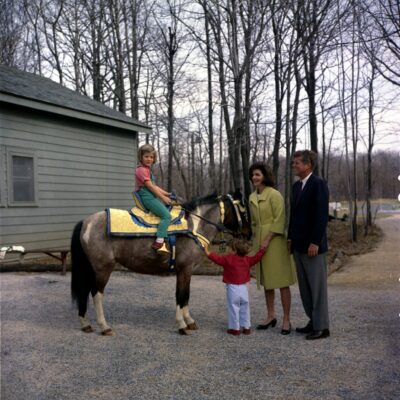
[
  {"x1": 281, "y1": 324, "x2": 291, "y2": 335},
  {"x1": 256, "y1": 318, "x2": 277, "y2": 330}
]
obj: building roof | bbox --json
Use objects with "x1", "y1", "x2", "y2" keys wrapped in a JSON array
[{"x1": 0, "y1": 64, "x2": 151, "y2": 134}]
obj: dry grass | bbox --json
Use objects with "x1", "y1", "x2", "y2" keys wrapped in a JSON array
[{"x1": 326, "y1": 220, "x2": 383, "y2": 263}]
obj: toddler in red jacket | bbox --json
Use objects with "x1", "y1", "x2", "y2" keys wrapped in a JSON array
[{"x1": 205, "y1": 238, "x2": 268, "y2": 335}]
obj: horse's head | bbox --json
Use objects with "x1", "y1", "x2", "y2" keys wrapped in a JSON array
[
  {"x1": 219, "y1": 189, "x2": 252, "y2": 240},
  {"x1": 182, "y1": 190, "x2": 252, "y2": 243}
]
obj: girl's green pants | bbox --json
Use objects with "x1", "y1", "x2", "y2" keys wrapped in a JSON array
[{"x1": 137, "y1": 187, "x2": 171, "y2": 238}]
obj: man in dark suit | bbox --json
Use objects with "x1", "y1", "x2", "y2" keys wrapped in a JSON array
[{"x1": 288, "y1": 150, "x2": 330, "y2": 340}]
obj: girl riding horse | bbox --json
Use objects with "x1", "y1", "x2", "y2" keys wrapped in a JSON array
[{"x1": 71, "y1": 190, "x2": 251, "y2": 336}]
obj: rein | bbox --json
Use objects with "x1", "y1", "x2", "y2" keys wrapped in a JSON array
[{"x1": 180, "y1": 206, "x2": 230, "y2": 234}]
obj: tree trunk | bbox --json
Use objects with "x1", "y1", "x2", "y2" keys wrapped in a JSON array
[
  {"x1": 366, "y1": 65, "x2": 376, "y2": 231},
  {"x1": 205, "y1": 8, "x2": 216, "y2": 192},
  {"x1": 166, "y1": 26, "x2": 176, "y2": 192}
]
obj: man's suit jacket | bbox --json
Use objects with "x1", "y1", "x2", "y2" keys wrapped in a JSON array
[{"x1": 288, "y1": 174, "x2": 329, "y2": 254}]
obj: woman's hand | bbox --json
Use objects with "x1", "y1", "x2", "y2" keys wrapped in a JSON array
[
  {"x1": 261, "y1": 232, "x2": 275, "y2": 250},
  {"x1": 261, "y1": 238, "x2": 270, "y2": 250}
]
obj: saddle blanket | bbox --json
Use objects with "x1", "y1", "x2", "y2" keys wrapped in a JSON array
[{"x1": 106, "y1": 206, "x2": 189, "y2": 237}]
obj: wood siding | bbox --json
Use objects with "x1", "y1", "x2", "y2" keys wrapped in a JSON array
[{"x1": 0, "y1": 104, "x2": 138, "y2": 256}]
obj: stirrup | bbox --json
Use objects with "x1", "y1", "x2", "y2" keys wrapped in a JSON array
[{"x1": 157, "y1": 242, "x2": 170, "y2": 254}]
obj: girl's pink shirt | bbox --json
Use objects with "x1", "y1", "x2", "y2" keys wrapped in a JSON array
[{"x1": 135, "y1": 164, "x2": 151, "y2": 190}]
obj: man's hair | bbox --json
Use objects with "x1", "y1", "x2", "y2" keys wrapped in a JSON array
[
  {"x1": 248, "y1": 161, "x2": 275, "y2": 187},
  {"x1": 138, "y1": 144, "x2": 157, "y2": 163},
  {"x1": 293, "y1": 150, "x2": 318, "y2": 170},
  {"x1": 229, "y1": 238, "x2": 251, "y2": 257}
]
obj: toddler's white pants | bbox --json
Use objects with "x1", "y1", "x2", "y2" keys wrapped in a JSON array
[{"x1": 225, "y1": 283, "x2": 250, "y2": 330}]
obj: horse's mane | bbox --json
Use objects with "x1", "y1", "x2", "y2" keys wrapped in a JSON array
[{"x1": 182, "y1": 192, "x2": 219, "y2": 211}]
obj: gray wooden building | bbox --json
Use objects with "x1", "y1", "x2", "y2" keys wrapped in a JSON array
[{"x1": 0, "y1": 65, "x2": 151, "y2": 260}]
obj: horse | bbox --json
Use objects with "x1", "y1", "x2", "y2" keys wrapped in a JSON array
[{"x1": 70, "y1": 189, "x2": 252, "y2": 336}]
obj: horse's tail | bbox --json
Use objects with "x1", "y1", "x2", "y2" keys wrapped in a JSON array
[{"x1": 71, "y1": 220, "x2": 95, "y2": 316}]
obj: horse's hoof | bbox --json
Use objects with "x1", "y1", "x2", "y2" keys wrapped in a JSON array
[
  {"x1": 101, "y1": 328, "x2": 115, "y2": 336},
  {"x1": 81, "y1": 325, "x2": 94, "y2": 333},
  {"x1": 178, "y1": 328, "x2": 193, "y2": 335},
  {"x1": 186, "y1": 322, "x2": 199, "y2": 330}
]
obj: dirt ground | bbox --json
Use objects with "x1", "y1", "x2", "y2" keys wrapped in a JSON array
[
  {"x1": 328, "y1": 214, "x2": 399, "y2": 289},
  {"x1": 1, "y1": 215, "x2": 399, "y2": 399}
]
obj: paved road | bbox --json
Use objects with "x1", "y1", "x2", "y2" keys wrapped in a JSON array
[{"x1": 1, "y1": 216, "x2": 399, "y2": 400}]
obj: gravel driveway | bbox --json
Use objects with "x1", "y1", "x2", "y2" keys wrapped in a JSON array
[{"x1": 1, "y1": 216, "x2": 399, "y2": 400}]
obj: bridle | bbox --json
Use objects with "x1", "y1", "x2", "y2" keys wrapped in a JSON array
[
  {"x1": 216, "y1": 194, "x2": 250, "y2": 251},
  {"x1": 182, "y1": 194, "x2": 248, "y2": 236},
  {"x1": 218, "y1": 194, "x2": 249, "y2": 233}
]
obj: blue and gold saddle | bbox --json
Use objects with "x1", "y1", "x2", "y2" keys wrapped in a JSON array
[
  {"x1": 106, "y1": 191, "x2": 188, "y2": 237},
  {"x1": 106, "y1": 204, "x2": 188, "y2": 237}
]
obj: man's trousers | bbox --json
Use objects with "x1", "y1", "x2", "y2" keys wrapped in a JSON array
[{"x1": 293, "y1": 251, "x2": 329, "y2": 330}]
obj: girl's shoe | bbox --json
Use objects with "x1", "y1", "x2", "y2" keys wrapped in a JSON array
[
  {"x1": 151, "y1": 241, "x2": 170, "y2": 254},
  {"x1": 242, "y1": 328, "x2": 252, "y2": 335}
]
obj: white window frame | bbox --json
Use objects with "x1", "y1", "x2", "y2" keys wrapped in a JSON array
[{"x1": 7, "y1": 147, "x2": 39, "y2": 207}]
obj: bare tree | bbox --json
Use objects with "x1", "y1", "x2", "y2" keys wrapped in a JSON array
[
  {"x1": 363, "y1": 0, "x2": 400, "y2": 87},
  {"x1": 199, "y1": 0, "x2": 270, "y2": 196},
  {"x1": 23, "y1": 0, "x2": 43, "y2": 74},
  {"x1": 40, "y1": 0, "x2": 65, "y2": 84},
  {"x1": 202, "y1": 3, "x2": 217, "y2": 192},
  {"x1": 147, "y1": 0, "x2": 192, "y2": 192},
  {"x1": 0, "y1": 0, "x2": 27, "y2": 66},
  {"x1": 348, "y1": 0, "x2": 363, "y2": 241},
  {"x1": 81, "y1": 0, "x2": 107, "y2": 101},
  {"x1": 365, "y1": 64, "x2": 377, "y2": 231},
  {"x1": 294, "y1": 0, "x2": 343, "y2": 173}
]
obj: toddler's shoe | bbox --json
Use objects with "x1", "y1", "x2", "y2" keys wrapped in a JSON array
[
  {"x1": 242, "y1": 328, "x2": 251, "y2": 335},
  {"x1": 227, "y1": 329, "x2": 241, "y2": 336}
]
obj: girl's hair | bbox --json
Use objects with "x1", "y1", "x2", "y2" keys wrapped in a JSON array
[
  {"x1": 248, "y1": 161, "x2": 275, "y2": 187},
  {"x1": 138, "y1": 144, "x2": 157, "y2": 163},
  {"x1": 229, "y1": 238, "x2": 251, "y2": 257}
]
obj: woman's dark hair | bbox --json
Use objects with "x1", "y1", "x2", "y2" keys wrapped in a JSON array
[{"x1": 249, "y1": 161, "x2": 275, "y2": 187}]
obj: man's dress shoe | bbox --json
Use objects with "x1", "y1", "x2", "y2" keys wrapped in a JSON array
[
  {"x1": 306, "y1": 329, "x2": 330, "y2": 340},
  {"x1": 295, "y1": 322, "x2": 313, "y2": 334}
]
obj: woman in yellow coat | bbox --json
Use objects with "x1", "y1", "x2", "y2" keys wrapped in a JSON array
[{"x1": 249, "y1": 162, "x2": 297, "y2": 335}]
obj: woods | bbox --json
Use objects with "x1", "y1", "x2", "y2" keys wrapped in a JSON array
[{"x1": 1, "y1": 0, "x2": 399, "y2": 241}]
